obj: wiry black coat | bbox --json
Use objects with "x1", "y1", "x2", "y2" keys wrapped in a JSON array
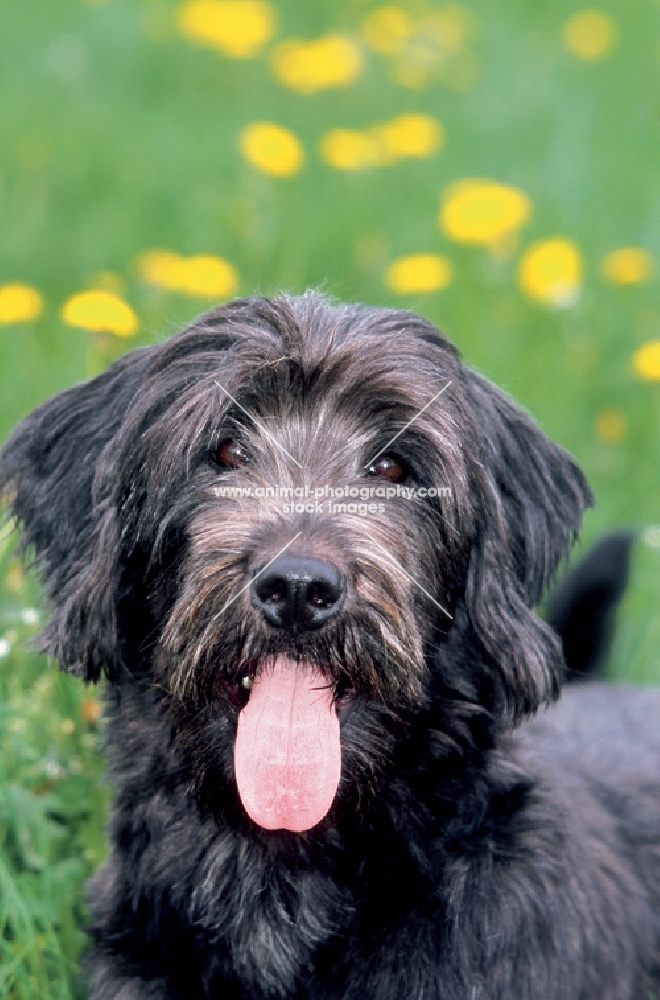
[{"x1": 1, "y1": 293, "x2": 658, "y2": 999}]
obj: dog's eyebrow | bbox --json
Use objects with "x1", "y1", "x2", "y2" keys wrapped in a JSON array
[
  {"x1": 213, "y1": 380, "x2": 303, "y2": 469},
  {"x1": 211, "y1": 532, "x2": 303, "y2": 621},
  {"x1": 362, "y1": 531, "x2": 453, "y2": 620},
  {"x1": 363, "y1": 381, "x2": 452, "y2": 469}
]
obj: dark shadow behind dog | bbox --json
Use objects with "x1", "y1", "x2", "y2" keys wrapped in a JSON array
[{"x1": 0, "y1": 293, "x2": 658, "y2": 999}]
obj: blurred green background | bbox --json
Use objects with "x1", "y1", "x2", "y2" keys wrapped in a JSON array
[{"x1": 1, "y1": 0, "x2": 659, "y2": 995}]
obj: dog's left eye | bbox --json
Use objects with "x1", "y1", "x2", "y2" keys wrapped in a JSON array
[
  {"x1": 366, "y1": 454, "x2": 408, "y2": 483},
  {"x1": 213, "y1": 439, "x2": 249, "y2": 469}
]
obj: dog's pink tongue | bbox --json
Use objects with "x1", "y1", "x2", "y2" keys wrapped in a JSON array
[{"x1": 234, "y1": 656, "x2": 341, "y2": 832}]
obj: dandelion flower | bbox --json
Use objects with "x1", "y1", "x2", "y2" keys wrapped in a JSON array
[
  {"x1": 271, "y1": 36, "x2": 363, "y2": 93},
  {"x1": 421, "y1": 7, "x2": 472, "y2": 54},
  {"x1": 62, "y1": 291, "x2": 138, "y2": 336},
  {"x1": 388, "y1": 5, "x2": 477, "y2": 91},
  {"x1": 440, "y1": 179, "x2": 531, "y2": 247},
  {"x1": 239, "y1": 122, "x2": 304, "y2": 177},
  {"x1": 385, "y1": 254, "x2": 452, "y2": 294},
  {"x1": 362, "y1": 6, "x2": 413, "y2": 55},
  {"x1": 602, "y1": 248, "x2": 653, "y2": 285},
  {"x1": 181, "y1": 256, "x2": 238, "y2": 297},
  {"x1": 376, "y1": 113, "x2": 443, "y2": 161},
  {"x1": 0, "y1": 283, "x2": 44, "y2": 324},
  {"x1": 320, "y1": 130, "x2": 381, "y2": 171},
  {"x1": 321, "y1": 114, "x2": 442, "y2": 171},
  {"x1": 5, "y1": 564, "x2": 25, "y2": 593},
  {"x1": 82, "y1": 698, "x2": 102, "y2": 725},
  {"x1": 138, "y1": 251, "x2": 185, "y2": 289},
  {"x1": 519, "y1": 239, "x2": 583, "y2": 308},
  {"x1": 139, "y1": 251, "x2": 238, "y2": 298},
  {"x1": 176, "y1": 0, "x2": 276, "y2": 58},
  {"x1": 595, "y1": 408, "x2": 628, "y2": 444},
  {"x1": 564, "y1": 10, "x2": 616, "y2": 61},
  {"x1": 632, "y1": 340, "x2": 660, "y2": 381}
]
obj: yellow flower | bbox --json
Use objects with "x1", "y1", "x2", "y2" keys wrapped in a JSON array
[
  {"x1": 387, "y1": 5, "x2": 477, "y2": 91},
  {"x1": 363, "y1": 6, "x2": 413, "y2": 55},
  {"x1": 376, "y1": 113, "x2": 443, "y2": 161},
  {"x1": 602, "y1": 248, "x2": 654, "y2": 285},
  {"x1": 421, "y1": 7, "x2": 472, "y2": 54},
  {"x1": 632, "y1": 340, "x2": 660, "y2": 381},
  {"x1": 519, "y1": 239, "x2": 583, "y2": 308},
  {"x1": 271, "y1": 36, "x2": 363, "y2": 93},
  {"x1": 240, "y1": 122, "x2": 305, "y2": 177},
  {"x1": 320, "y1": 130, "x2": 381, "y2": 171},
  {"x1": 563, "y1": 10, "x2": 616, "y2": 61},
  {"x1": 82, "y1": 697, "x2": 102, "y2": 725},
  {"x1": 239, "y1": 122, "x2": 304, "y2": 177},
  {"x1": 176, "y1": 0, "x2": 276, "y2": 58},
  {"x1": 138, "y1": 251, "x2": 183, "y2": 289},
  {"x1": 5, "y1": 563, "x2": 25, "y2": 593},
  {"x1": 385, "y1": 254, "x2": 453, "y2": 294},
  {"x1": 321, "y1": 114, "x2": 442, "y2": 171},
  {"x1": 62, "y1": 291, "x2": 138, "y2": 337},
  {"x1": 440, "y1": 179, "x2": 531, "y2": 247},
  {"x1": 0, "y1": 283, "x2": 44, "y2": 324},
  {"x1": 139, "y1": 251, "x2": 239, "y2": 298},
  {"x1": 595, "y1": 408, "x2": 628, "y2": 444},
  {"x1": 180, "y1": 256, "x2": 238, "y2": 297}
]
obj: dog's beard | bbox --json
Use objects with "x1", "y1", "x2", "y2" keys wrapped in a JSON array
[{"x1": 152, "y1": 501, "x2": 447, "y2": 832}]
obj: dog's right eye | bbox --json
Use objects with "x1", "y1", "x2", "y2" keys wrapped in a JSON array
[
  {"x1": 366, "y1": 454, "x2": 408, "y2": 483},
  {"x1": 213, "y1": 439, "x2": 249, "y2": 468}
]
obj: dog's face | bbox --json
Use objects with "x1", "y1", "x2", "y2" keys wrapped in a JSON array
[{"x1": 0, "y1": 294, "x2": 592, "y2": 833}]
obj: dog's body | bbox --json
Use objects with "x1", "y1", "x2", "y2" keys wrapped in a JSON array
[{"x1": 1, "y1": 294, "x2": 658, "y2": 999}]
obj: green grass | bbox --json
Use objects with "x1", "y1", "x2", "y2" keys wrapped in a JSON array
[
  {"x1": 0, "y1": 529, "x2": 108, "y2": 998},
  {"x1": 1, "y1": 0, "x2": 659, "y2": 994}
]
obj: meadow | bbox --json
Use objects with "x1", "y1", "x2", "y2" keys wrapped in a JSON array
[{"x1": 1, "y1": 0, "x2": 659, "y2": 995}]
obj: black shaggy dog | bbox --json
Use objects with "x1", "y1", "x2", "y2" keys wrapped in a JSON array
[{"x1": 1, "y1": 293, "x2": 659, "y2": 999}]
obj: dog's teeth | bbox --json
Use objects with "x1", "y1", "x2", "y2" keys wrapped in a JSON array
[{"x1": 241, "y1": 675, "x2": 253, "y2": 690}]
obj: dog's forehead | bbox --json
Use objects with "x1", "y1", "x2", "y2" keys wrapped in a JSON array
[
  {"x1": 132, "y1": 296, "x2": 466, "y2": 468},
  {"x1": 174, "y1": 297, "x2": 460, "y2": 408}
]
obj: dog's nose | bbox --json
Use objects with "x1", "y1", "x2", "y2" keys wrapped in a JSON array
[{"x1": 251, "y1": 556, "x2": 345, "y2": 633}]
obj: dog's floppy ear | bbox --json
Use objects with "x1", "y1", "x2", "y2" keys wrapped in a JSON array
[
  {"x1": 0, "y1": 347, "x2": 155, "y2": 681},
  {"x1": 462, "y1": 370, "x2": 594, "y2": 722}
]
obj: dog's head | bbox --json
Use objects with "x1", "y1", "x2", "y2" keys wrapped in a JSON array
[{"x1": 0, "y1": 293, "x2": 592, "y2": 831}]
